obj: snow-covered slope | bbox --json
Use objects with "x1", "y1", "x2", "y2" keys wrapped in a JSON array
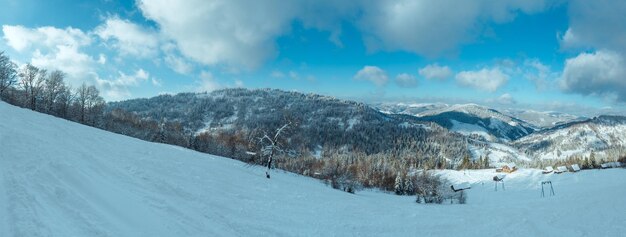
[
  {"x1": 414, "y1": 104, "x2": 536, "y2": 141},
  {"x1": 501, "y1": 109, "x2": 583, "y2": 128},
  {"x1": 514, "y1": 116, "x2": 626, "y2": 160},
  {"x1": 468, "y1": 141, "x2": 531, "y2": 166},
  {"x1": 2, "y1": 101, "x2": 626, "y2": 236},
  {"x1": 374, "y1": 102, "x2": 449, "y2": 116}
]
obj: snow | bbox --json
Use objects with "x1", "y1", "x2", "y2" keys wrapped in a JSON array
[
  {"x1": 515, "y1": 120, "x2": 626, "y2": 160},
  {"x1": 312, "y1": 145, "x2": 323, "y2": 159},
  {"x1": 450, "y1": 119, "x2": 492, "y2": 139},
  {"x1": 347, "y1": 117, "x2": 359, "y2": 130},
  {"x1": 469, "y1": 141, "x2": 530, "y2": 166},
  {"x1": 2, "y1": 101, "x2": 626, "y2": 236}
]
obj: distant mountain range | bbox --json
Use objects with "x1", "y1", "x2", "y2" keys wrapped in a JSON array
[
  {"x1": 375, "y1": 102, "x2": 626, "y2": 164},
  {"x1": 513, "y1": 115, "x2": 626, "y2": 160},
  {"x1": 500, "y1": 109, "x2": 584, "y2": 128},
  {"x1": 108, "y1": 88, "x2": 626, "y2": 166}
]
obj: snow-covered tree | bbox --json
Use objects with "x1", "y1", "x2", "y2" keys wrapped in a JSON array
[
  {"x1": 394, "y1": 173, "x2": 404, "y2": 195},
  {"x1": 0, "y1": 51, "x2": 17, "y2": 97},
  {"x1": 482, "y1": 155, "x2": 490, "y2": 168},
  {"x1": 404, "y1": 175, "x2": 414, "y2": 195},
  {"x1": 19, "y1": 64, "x2": 46, "y2": 110},
  {"x1": 258, "y1": 122, "x2": 291, "y2": 179},
  {"x1": 74, "y1": 83, "x2": 104, "y2": 125},
  {"x1": 459, "y1": 155, "x2": 471, "y2": 170},
  {"x1": 42, "y1": 70, "x2": 65, "y2": 114}
]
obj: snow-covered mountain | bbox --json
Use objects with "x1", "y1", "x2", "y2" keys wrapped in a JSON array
[
  {"x1": 106, "y1": 88, "x2": 470, "y2": 160},
  {"x1": 374, "y1": 102, "x2": 449, "y2": 116},
  {"x1": 380, "y1": 103, "x2": 536, "y2": 141},
  {"x1": 2, "y1": 101, "x2": 625, "y2": 236},
  {"x1": 468, "y1": 141, "x2": 532, "y2": 166},
  {"x1": 375, "y1": 103, "x2": 626, "y2": 163},
  {"x1": 501, "y1": 109, "x2": 583, "y2": 128},
  {"x1": 514, "y1": 115, "x2": 626, "y2": 160}
]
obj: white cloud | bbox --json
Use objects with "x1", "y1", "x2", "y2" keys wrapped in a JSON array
[
  {"x1": 164, "y1": 54, "x2": 193, "y2": 75},
  {"x1": 234, "y1": 79, "x2": 244, "y2": 87},
  {"x1": 97, "y1": 54, "x2": 107, "y2": 65},
  {"x1": 289, "y1": 70, "x2": 299, "y2": 80},
  {"x1": 2, "y1": 25, "x2": 91, "y2": 52},
  {"x1": 138, "y1": 0, "x2": 299, "y2": 68},
  {"x1": 95, "y1": 17, "x2": 159, "y2": 58},
  {"x1": 455, "y1": 67, "x2": 509, "y2": 92},
  {"x1": 359, "y1": 0, "x2": 549, "y2": 56},
  {"x1": 30, "y1": 45, "x2": 94, "y2": 81},
  {"x1": 151, "y1": 77, "x2": 162, "y2": 87},
  {"x1": 555, "y1": 1, "x2": 626, "y2": 103},
  {"x1": 560, "y1": 50, "x2": 626, "y2": 101},
  {"x1": 96, "y1": 68, "x2": 152, "y2": 101},
  {"x1": 523, "y1": 59, "x2": 555, "y2": 91},
  {"x1": 270, "y1": 70, "x2": 285, "y2": 78},
  {"x1": 561, "y1": 1, "x2": 626, "y2": 55},
  {"x1": 197, "y1": 71, "x2": 221, "y2": 92},
  {"x1": 418, "y1": 64, "x2": 452, "y2": 80},
  {"x1": 497, "y1": 93, "x2": 516, "y2": 105},
  {"x1": 1, "y1": 24, "x2": 160, "y2": 101},
  {"x1": 558, "y1": 28, "x2": 584, "y2": 50},
  {"x1": 136, "y1": 0, "x2": 551, "y2": 68},
  {"x1": 354, "y1": 66, "x2": 388, "y2": 86},
  {"x1": 160, "y1": 42, "x2": 193, "y2": 75},
  {"x1": 2, "y1": 25, "x2": 96, "y2": 86},
  {"x1": 395, "y1": 73, "x2": 417, "y2": 88}
]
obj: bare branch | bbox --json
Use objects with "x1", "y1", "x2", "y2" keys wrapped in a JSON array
[{"x1": 273, "y1": 122, "x2": 291, "y2": 141}]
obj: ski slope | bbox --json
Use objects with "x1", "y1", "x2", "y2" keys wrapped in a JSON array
[{"x1": 1, "y1": 101, "x2": 626, "y2": 236}]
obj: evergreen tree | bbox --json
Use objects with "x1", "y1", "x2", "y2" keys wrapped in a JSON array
[
  {"x1": 582, "y1": 157, "x2": 590, "y2": 169},
  {"x1": 404, "y1": 176, "x2": 414, "y2": 195},
  {"x1": 590, "y1": 156, "x2": 598, "y2": 169},
  {"x1": 459, "y1": 155, "x2": 471, "y2": 170},
  {"x1": 394, "y1": 173, "x2": 404, "y2": 195},
  {"x1": 482, "y1": 155, "x2": 490, "y2": 169}
]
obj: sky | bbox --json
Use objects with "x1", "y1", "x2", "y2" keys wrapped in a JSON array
[{"x1": 1, "y1": 0, "x2": 625, "y2": 116}]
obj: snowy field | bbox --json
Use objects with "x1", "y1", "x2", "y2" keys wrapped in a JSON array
[{"x1": 1, "y1": 101, "x2": 626, "y2": 237}]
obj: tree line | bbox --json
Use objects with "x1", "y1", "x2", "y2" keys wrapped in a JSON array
[{"x1": 0, "y1": 52, "x2": 105, "y2": 126}]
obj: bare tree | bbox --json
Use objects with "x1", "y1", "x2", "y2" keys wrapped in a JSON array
[
  {"x1": 19, "y1": 64, "x2": 46, "y2": 110},
  {"x1": 43, "y1": 70, "x2": 65, "y2": 113},
  {"x1": 57, "y1": 84, "x2": 73, "y2": 119},
  {"x1": 75, "y1": 83, "x2": 89, "y2": 123},
  {"x1": 74, "y1": 83, "x2": 104, "y2": 125},
  {"x1": 258, "y1": 122, "x2": 291, "y2": 179},
  {"x1": 86, "y1": 85, "x2": 105, "y2": 125},
  {"x1": 0, "y1": 51, "x2": 18, "y2": 97}
]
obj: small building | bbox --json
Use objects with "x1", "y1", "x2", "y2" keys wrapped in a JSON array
[
  {"x1": 499, "y1": 163, "x2": 517, "y2": 173},
  {"x1": 556, "y1": 166, "x2": 568, "y2": 173},
  {"x1": 601, "y1": 162, "x2": 622, "y2": 169},
  {"x1": 570, "y1": 164, "x2": 581, "y2": 172},
  {"x1": 543, "y1": 166, "x2": 554, "y2": 174}
]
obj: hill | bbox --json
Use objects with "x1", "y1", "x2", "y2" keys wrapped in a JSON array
[
  {"x1": 106, "y1": 88, "x2": 470, "y2": 162},
  {"x1": 514, "y1": 115, "x2": 626, "y2": 160},
  {"x1": 376, "y1": 103, "x2": 535, "y2": 141}
]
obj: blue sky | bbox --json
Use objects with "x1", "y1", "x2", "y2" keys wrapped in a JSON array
[{"x1": 1, "y1": 0, "x2": 625, "y2": 115}]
